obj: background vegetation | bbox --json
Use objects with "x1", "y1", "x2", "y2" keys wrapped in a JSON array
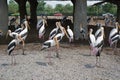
[{"x1": 8, "y1": 0, "x2": 117, "y2": 16}]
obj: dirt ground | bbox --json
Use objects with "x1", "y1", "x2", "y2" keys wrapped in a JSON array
[{"x1": 0, "y1": 43, "x2": 120, "y2": 80}]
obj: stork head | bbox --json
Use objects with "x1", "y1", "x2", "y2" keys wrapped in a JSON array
[
  {"x1": 96, "y1": 23, "x2": 102, "y2": 29},
  {"x1": 6, "y1": 30, "x2": 11, "y2": 39},
  {"x1": 89, "y1": 29, "x2": 93, "y2": 34},
  {"x1": 55, "y1": 22, "x2": 60, "y2": 28},
  {"x1": 100, "y1": 26, "x2": 104, "y2": 30},
  {"x1": 115, "y1": 22, "x2": 120, "y2": 29},
  {"x1": 101, "y1": 27, "x2": 105, "y2": 38},
  {"x1": 22, "y1": 19, "x2": 30, "y2": 30},
  {"x1": 0, "y1": 30, "x2": 3, "y2": 37},
  {"x1": 43, "y1": 18, "x2": 48, "y2": 27},
  {"x1": 8, "y1": 30, "x2": 11, "y2": 34},
  {"x1": 58, "y1": 21, "x2": 63, "y2": 29},
  {"x1": 67, "y1": 25, "x2": 70, "y2": 29},
  {"x1": 80, "y1": 23, "x2": 85, "y2": 34},
  {"x1": 20, "y1": 15, "x2": 31, "y2": 30}
]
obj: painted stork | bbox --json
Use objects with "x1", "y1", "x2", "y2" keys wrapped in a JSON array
[
  {"x1": 53, "y1": 22, "x2": 69, "y2": 57},
  {"x1": 109, "y1": 31, "x2": 120, "y2": 54},
  {"x1": 67, "y1": 25, "x2": 74, "y2": 43},
  {"x1": 80, "y1": 24, "x2": 86, "y2": 39},
  {"x1": 37, "y1": 18, "x2": 47, "y2": 39},
  {"x1": 49, "y1": 22, "x2": 59, "y2": 40},
  {"x1": 110, "y1": 32, "x2": 120, "y2": 47},
  {"x1": 41, "y1": 22, "x2": 69, "y2": 59},
  {"x1": 18, "y1": 19, "x2": 30, "y2": 55},
  {"x1": 7, "y1": 19, "x2": 29, "y2": 65},
  {"x1": 108, "y1": 22, "x2": 120, "y2": 54},
  {"x1": 109, "y1": 22, "x2": 119, "y2": 45},
  {"x1": 7, "y1": 38, "x2": 24, "y2": 65},
  {"x1": 7, "y1": 18, "x2": 30, "y2": 65},
  {"x1": 41, "y1": 39, "x2": 57, "y2": 64},
  {"x1": 93, "y1": 27, "x2": 104, "y2": 67}
]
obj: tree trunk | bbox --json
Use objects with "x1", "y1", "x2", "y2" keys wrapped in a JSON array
[
  {"x1": 73, "y1": 0, "x2": 87, "y2": 40},
  {"x1": 15, "y1": 0, "x2": 38, "y2": 28},
  {"x1": 117, "y1": 5, "x2": 120, "y2": 24},
  {"x1": 15, "y1": 0, "x2": 27, "y2": 23},
  {"x1": 0, "y1": 0, "x2": 8, "y2": 34},
  {"x1": 28, "y1": 0, "x2": 38, "y2": 28}
]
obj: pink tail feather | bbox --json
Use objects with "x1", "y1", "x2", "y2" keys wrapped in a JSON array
[
  {"x1": 109, "y1": 39, "x2": 112, "y2": 47},
  {"x1": 92, "y1": 47, "x2": 98, "y2": 55},
  {"x1": 39, "y1": 34, "x2": 43, "y2": 39}
]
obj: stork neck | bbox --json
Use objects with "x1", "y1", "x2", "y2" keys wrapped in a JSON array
[
  {"x1": 101, "y1": 29, "x2": 104, "y2": 38},
  {"x1": 115, "y1": 23, "x2": 118, "y2": 30}
]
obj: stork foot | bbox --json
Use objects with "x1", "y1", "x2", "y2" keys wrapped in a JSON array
[
  {"x1": 11, "y1": 62, "x2": 17, "y2": 66},
  {"x1": 47, "y1": 62, "x2": 53, "y2": 65},
  {"x1": 22, "y1": 53, "x2": 26, "y2": 55},
  {"x1": 56, "y1": 52, "x2": 59, "y2": 58}
]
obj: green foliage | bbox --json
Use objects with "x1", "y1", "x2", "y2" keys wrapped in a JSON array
[
  {"x1": 26, "y1": 2, "x2": 30, "y2": 15},
  {"x1": 102, "y1": 3, "x2": 117, "y2": 15},
  {"x1": 8, "y1": 0, "x2": 73, "y2": 16},
  {"x1": 54, "y1": 4, "x2": 64, "y2": 13},
  {"x1": 37, "y1": 0, "x2": 46, "y2": 15},
  {"x1": 62, "y1": 4, "x2": 73, "y2": 15},
  {"x1": 8, "y1": 0, "x2": 18, "y2": 15},
  {"x1": 8, "y1": 1, "x2": 117, "y2": 16},
  {"x1": 87, "y1": 3, "x2": 117, "y2": 16},
  {"x1": 44, "y1": 5, "x2": 54, "y2": 16}
]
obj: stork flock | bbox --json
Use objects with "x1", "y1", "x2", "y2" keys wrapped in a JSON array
[
  {"x1": 7, "y1": 17, "x2": 30, "y2": 65},
  {"x1": 3, "y1": 15, "x2": 120, "y2": 66}
]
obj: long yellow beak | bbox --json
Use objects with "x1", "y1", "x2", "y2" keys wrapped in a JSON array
[
  {"x1": 6, "y1": 31, "x2": 9, "y2": 39},
  {"x1": 44, "y1": 19, "x2": 48, "y2": 27},
  {"x1": 27, "y1": 21, "x2": 30, "y2": 30}
]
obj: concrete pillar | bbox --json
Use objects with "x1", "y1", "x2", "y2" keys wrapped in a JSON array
[{"x1": 0, "y1": 0, "x2": 8, "y2": 35}]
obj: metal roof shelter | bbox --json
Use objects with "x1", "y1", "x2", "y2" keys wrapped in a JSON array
[{"x1": 93, "y1": 0, "x2": 120, "y2": 23}]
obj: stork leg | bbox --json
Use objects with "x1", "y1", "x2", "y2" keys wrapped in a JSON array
[
  {"x1": 96, "y1": 51, "x2": 100, "y2": 67},
  {"x1": 54, "y1": 38, "x2": 60, "y2": 58},
  {"x1": 90, "y1": 47, "x2": 92, "y2": 56},
  {"x1": 11, "y1": 54, "x2": 13, "y2": 65},
  {"x1": 96, "y1": 50, "x2": 101, "y2": 67},
  {"x1": 22, "y1": 44, "x2": 25, "y2": 55},
  {"x1": 96, "y1": 57, "x2": 98, "y2": 66},
  {"x1": 99, "y1": 56, "x2": 101, "y2": 67},
  {"x1": 90, "y1": 45, "x2": 94, "y2": 56},
  {"x1": 13, "y1": 53, "x2": 16, "y2": 65},
  {"x1": 48, "y1": 52, "x2": 53, "y2": 65},
  {"x1": 96, "y1": 56, "x2": 101, "y2": 67},
  {"x1": 41, "y1": 35, "x2": 44, "y2": 42},
  {"x1": 11, "y1": 53, "x2": 16, "y2": 66},
  {"x1": 112, "y1": 42, "x2": 116, "y2": 55},
  {"x1": 114, "y1": 42, "x2": 117, "y2": 54},
  {"x1": 56, "y1": 46, "x2": 59, "y2": 58}
]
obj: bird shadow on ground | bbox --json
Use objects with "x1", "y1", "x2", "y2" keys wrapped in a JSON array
[
  {"x1": 1, "y1": 63, "x2": 10, "y2": 67},
  {"x1": 36, "y1": 62, "x2": 47, "y2": 66},
  {"x1": 82, "y1": 54, "x2": 91, "y2": 57},
  {"x1": 84, "y1": 64, "x2": 95, "y2": 68}
]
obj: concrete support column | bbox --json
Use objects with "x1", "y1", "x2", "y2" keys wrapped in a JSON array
[{"x1": 0, "y1": 0, "x2": 8, "y2": 35}]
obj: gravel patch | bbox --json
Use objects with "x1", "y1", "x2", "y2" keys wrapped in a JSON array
[{"x1": 0, "y1": 43, "x2": 120, "y2": 80}]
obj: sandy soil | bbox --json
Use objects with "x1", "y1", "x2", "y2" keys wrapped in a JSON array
[{"x1": 0, "y1": 43, "x2": 120, "y2": 80}]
